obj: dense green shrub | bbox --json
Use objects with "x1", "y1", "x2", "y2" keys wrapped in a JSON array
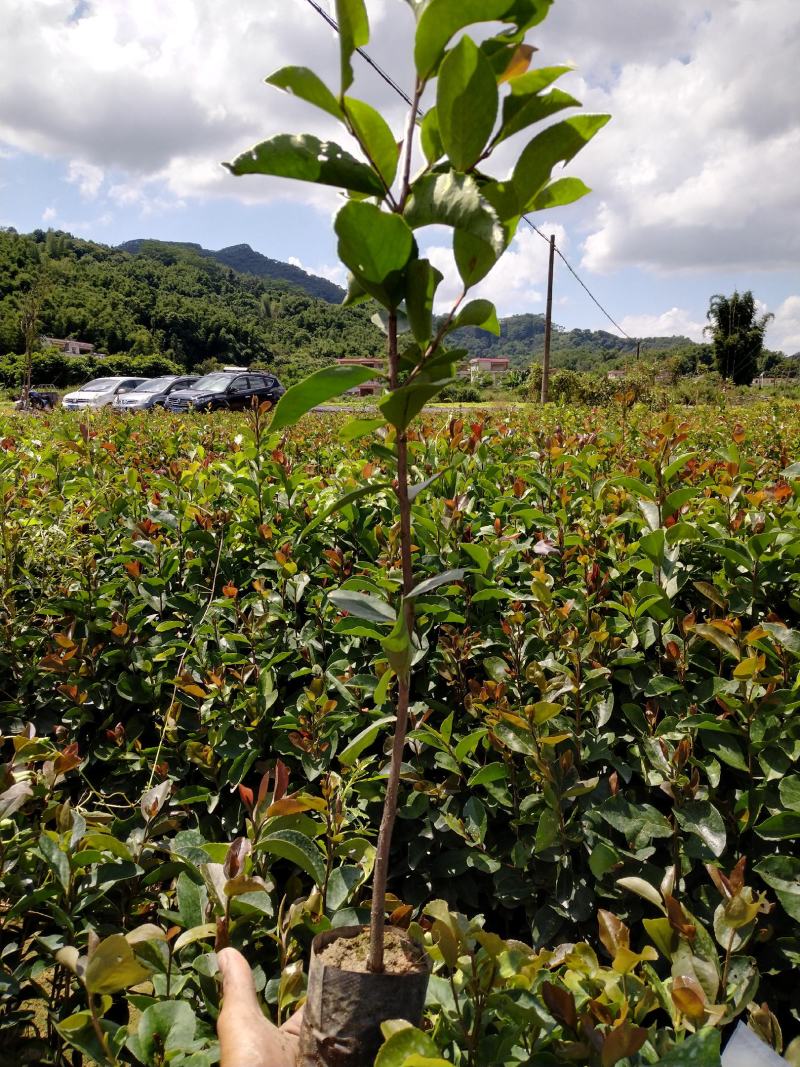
[{"x1": 1, "y1": 403, "x2": 800, "y2": 1064}]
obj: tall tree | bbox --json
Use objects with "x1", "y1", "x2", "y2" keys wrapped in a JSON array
[
  {"x1": 19, "y1": 260, "x2": 50, "y2": 409},
  {"x1": 705, "y1": 290, "x2": 773, "y2": 385}
]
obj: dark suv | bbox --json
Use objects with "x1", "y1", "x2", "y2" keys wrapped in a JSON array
[{"x1": 165, "y1": 371, "x2": 285, "y2": 413}]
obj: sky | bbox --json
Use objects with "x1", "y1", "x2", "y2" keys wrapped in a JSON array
[{"x1": 1, "y1": 0, "x2": 798, "y2": 354}]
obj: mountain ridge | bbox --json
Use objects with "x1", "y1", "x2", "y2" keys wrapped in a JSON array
[{"x1": 117, "y1": 239, "x2": 345, "y2": 303}]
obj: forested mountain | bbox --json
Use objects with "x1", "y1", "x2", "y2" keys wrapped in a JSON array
[
  {"x1": 118, "y1": 239, "x2": 345, "y2": 303},
  {"x1": 453, "y1": 313, "x2": 695, "y2": 371},
  {"x1": 2, "y1": 227, "x2": 715, "y2": 381},
  {"x1": 0, "y1": 229, "x2": 381, "y2": 375}
]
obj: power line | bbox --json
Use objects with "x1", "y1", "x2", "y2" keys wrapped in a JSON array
[
  {"x1": 302, "y1": 0, "x2": 420, "y2": 111},
  {"x1": 301, "y1": 0, "x2": 635, "y2": 344}
]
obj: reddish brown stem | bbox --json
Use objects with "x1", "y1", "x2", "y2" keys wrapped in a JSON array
[{"x1": 368, "y1": 311, "x2": 415, "y2": 973}]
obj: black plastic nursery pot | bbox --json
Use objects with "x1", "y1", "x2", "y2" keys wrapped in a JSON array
[{"x1": 299, "y1": 925, "x2": 431, "y2": 1066}]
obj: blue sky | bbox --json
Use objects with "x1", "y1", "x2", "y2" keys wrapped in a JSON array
[{"x1": 2, "y1": 0, "x2": 798, "y2": 352}]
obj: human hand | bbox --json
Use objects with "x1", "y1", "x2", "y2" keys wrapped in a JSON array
[{"x1": 217, "y1": 947, "x2": 303, "y2": 1067}]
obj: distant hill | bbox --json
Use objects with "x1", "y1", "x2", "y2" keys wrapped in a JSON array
[
  {"x1": 2, "y1": 228, "x2": 716, "y2": 384},
  {"x1": 0, "y1": 229, "x2": 380, "y2": 377},
  {"x1": 118, "y1": 239, "x2": 344, "y2": 304},
  {"x1": 453, "y1": 313, "x2": 696, "y2": 371}
]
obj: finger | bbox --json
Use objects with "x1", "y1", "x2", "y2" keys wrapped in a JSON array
[
  {"x1": 280, "y1": 1006, "x2": 304, "y2": 1037},
  {"x1": 218, "y1": 947, "x2": 261, "y2": 1014}
]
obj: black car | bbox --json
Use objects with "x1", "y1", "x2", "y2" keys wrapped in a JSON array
[
  {"x1": 14, "y1": 389, "x2": 59, "y2": 411},
  {"x1": 165, "y1": 371, "x2": 285, "y2": 413},
  {"x1": 113, "y1": 375, "x2": 199, "y2": 411}
]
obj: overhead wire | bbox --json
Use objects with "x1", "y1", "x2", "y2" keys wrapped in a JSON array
[{"x1": 301, "y1": 0, "x2": 636, "y2": 345}]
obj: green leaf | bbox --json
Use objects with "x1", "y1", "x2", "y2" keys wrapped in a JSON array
[
  {"x1": 755, "y1": 812, "x2": 800, "y2": 841},
  {"x1": 414, "y1": 0, "x2": 515, "y2": 77},
  {"x1": 762, "y1": 622, "x2": 800, "y2": 654},
  {"x1": 421, "y1": 109, "x2": 444, "y2": 165},
  {"x1": 497, "y1": 85, "x2": 580, "y2": 146},
  {"x1": 373, "y1": 667, "x2": 395, "y2": 707},
  {"x1": 339, "y1": 715, "x2": 395, "y2": 766},
  {"x1": 638, "y1": 498, "x2": 661, "y2": 531},
  {"x1": 344, "y1": 96, "x2": 399, "y2": 186},
  {"x1": 530, "y1": 701, "x2": 561, "y2": 725},
  {"x1": 335, "y1": 0, "x2": 370, "y2": 94},
  {"x1": 225, "y1": 134, "x2": 383, "y2": 196},
  {"x1": 405, "y1": 172, "x2": 503, "y2": 255},
  {"x1": 452, "y1": 299, "x2": 500, "y2": 335},
  {"x1": 382, "y1": 608, "x2": 413, "y2": 681},
  {"x1": 531, "y1": 176, "x2": 592, "y2": 210},
  {"x1": 380, "y1": 381, "x2": 448, "y2": 432},
  {"x1": 375, "y1": 1025, "x2": 444, "y2": 1066},
  {"x1": 258, "y1": 829, "x2": 326, "y2": 886},
  {"x1": 335, "y1": 201, "x2": 415, "y2": 308},
  {"x1": 339, "y1": 416, "x2": 387, "y2": 441},
  {"x1": 84, "y1": 935, "x2": 152, "y2": 995},
  {"x1": 755, "y1": 855, "x2": 800, "y2": 920},
  {"x1": 409, "y1": 569, "x2": 464, "y2": 598},
  {"x1": 405, "y1": 259, "x2": 443, "y2": 345},
  {"x1": 780, "y1": 775, "x2": 800, "y2": 812},
  {"x1": 693, "y1": 581, "x2": 727, "y2": 609},
  {"x1": 693, "y1": 624, "x2": 740, "y2": 661},
  {"x1": 270, "y1": 365, "x2": 378, "y2": 433},
  {"x1": 512, "y1": 114, "x2": 611, "y2": 211},
  {"x1": 650, "y1": 1028, "x2": 721, "y2": 1066},
  {"x1": 127, "y1": 1001, "x2": 196, "y2": 1064},
  {"x1": 39, "y1": 833, "x2": 70, "y2": 892},
  {"x1": 674, "y1": 801, "x2": 726, "y2": 857},
  {"x1": 298, "y1": 481, "x2": 393, "y2": 541},
  {"x1": 329, "y1": 589, "x2": 395, "y2": 624},
  {"x1": 266, "y1": 66, "x2": 344, "y2": 120},
  {"x1": 454, "y1": 230, "x2": 499, "y2": 286},
  {"x1": 436, "y1": 36, "x2": 498, "y2": 171}
]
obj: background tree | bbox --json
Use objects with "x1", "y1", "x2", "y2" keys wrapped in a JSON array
[
  {"x1": 19, "y1": 258, "x2": 50, "y2": 408},
  {"x1": 705, "y1": 289, "x2": 773, "y2": 385}
]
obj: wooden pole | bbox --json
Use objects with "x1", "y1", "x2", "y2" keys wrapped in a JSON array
[{"x1": 540, "y1": 234, "x2": 555, "y2": 403}]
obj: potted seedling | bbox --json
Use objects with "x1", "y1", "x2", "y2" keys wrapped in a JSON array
[{"x1": 226, "y1": 0, "x2": 607, "y2": 1061}]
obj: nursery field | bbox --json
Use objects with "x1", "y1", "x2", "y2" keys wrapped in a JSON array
[{"x1": 2, "y1": 400, "x2": 800, "y2": 1066}]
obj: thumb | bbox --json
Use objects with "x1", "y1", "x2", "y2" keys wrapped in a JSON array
[{"x1": 218, "y1": 947, "x2": 262, "y2": 1014}]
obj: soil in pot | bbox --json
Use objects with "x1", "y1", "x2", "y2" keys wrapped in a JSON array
[{"x1": 315, "y1": 925, "x2": 426, "y2": 974}]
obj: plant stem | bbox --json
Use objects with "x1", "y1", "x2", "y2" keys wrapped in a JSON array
[{"x1": 368, "y1": 311, "x2": 415, "y2": 973}]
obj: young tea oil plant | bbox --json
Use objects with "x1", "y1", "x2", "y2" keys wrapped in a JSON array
[{"x1": 1, "y1": 0, "x2": 800, "y2": 1063}]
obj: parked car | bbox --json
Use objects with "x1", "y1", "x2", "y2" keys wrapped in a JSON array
[
  {"x1": 112, "y1": 375, "x2": 199, "y2": 411},
  {"x1": 14, "y1": 389, "x2": 59, "y2": 411},
  {"x1": 62, "y1": 377, "x2": 148, "y2": 410},
  {"x1": 165, "y1": 370, "x2": 285, "y2": 412}
]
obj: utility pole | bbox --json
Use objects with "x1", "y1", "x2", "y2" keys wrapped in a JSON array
[{"x1": 540, "y1": 233, "x2": 555, "y2": 403}]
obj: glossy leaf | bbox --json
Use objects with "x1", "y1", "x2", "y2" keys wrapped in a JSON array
[
  {"x1": 258, "y1": 829, "x2": 326, "y2": 886},
  {"x1": 405, "y1": 172, "x2": 504, "y2": 254},
  {"x1": 414, "y1": 0, "x2": 514, "y2": 77},
  {"x1": 436, "y1": 36, "x2": 498, "y2": 171},
  {"x1": 512, "y1": 114, "x2": 611, "y2": 211},
  {"x1": 225, "y1": 134, "x2": 384, "y2": 196},
  {"x1": 344, "y1": 96, "x2": 400, "y2": 186},
  {"x1": 266, "y1": 66, "x2": 343, "y2": 120},
  {"x1": 329, "y1": 588, "x2": 396, "y2": 624},
  {"x1": 271, "y1": 365, "x2": 378, "y2": 433},
  {"x1": 335, "y1": 0, "x2": 370, "y2": 94}
]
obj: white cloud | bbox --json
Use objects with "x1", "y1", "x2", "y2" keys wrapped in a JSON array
[
  {"x1": 766, "y1": 296, "x2": 800, "y2": 355},
  {"x1": 66, "y1": 159, "x2": 104, "y2": 199},
  {"x1": 619, "y1": 307, "x2": 705, "y2": 343},
  {"x1": 0, "y1": 0, "x2": 797, "y2": 295},
  {"x1": 571, "y1": 1, "x2": 800, "y2": 273},
  {"x1": 42, "y1": 205, "x2": 57, "y2": 222},
  {"x1": 424, "y1": 222, "x2": 566, "y2": 317}
]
